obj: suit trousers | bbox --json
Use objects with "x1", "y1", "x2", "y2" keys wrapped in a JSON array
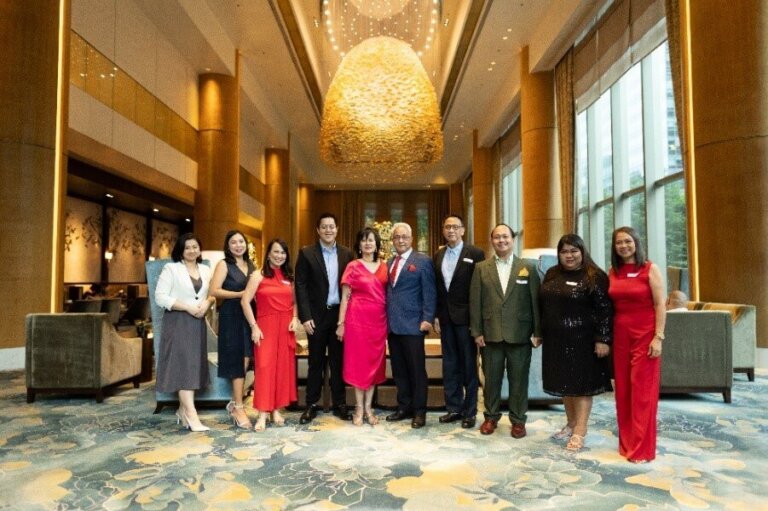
[
  {"x1": 481, "y1": 342, "x2": 531, "y2": 423},
  {"x1": 388, "y1": 333, "x2": 428, "y2": 415},
  {"x1": 440, "y1": 320, "x2": 479, "y2": 418},
  {"x1": 306, "y1": 312, "x2": 346, "y2": 407}
]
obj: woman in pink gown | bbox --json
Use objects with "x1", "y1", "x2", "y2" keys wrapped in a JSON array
[{"x1": 336, "y1": 227, "x2": 388, "y2": 426}]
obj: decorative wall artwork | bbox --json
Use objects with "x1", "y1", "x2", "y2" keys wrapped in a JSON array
[
  {"x1": 151, "y1": 219, "x2": 178, "y2": 259},
  {"x1": 107, "y1": 208, "x2": 146, "y2": 283},
  {"x1": 63, "y1": 197, "x2": 102, "y2": 283}
]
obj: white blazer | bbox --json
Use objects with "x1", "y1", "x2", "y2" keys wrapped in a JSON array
[{"x1": 155, "y1": 261, "x2": 213, "y2": 311}]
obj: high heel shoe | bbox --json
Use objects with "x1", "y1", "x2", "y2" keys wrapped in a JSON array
[
  {"x1": 176, "y1": 408, "x2": 189, "y2": 428},
  {"x1": 183, "y1": 409, "x2": 210, "y2": 432},
  {"x1": 254, "y1": 413, "x2": 268, "y2": 432},
  {"x1": 271, "y1": 410, "x2": 285, "y2": 427},
  {"x1": 364, "y1": 408, "x2": 379, "y2": 426},
  {"x1": 566, "y1": 433, "x2": 585, "y2": 451},
  {"x1": 551, "y1": 425, "x2": 574, "y2": 440},
  {"x1": 230, "y1": 404, "x2": 252, "y2": 429},
  {"x1": 352, "y1": 405, "x2": 364, "y2": 426},
  {"x1": 225, "y1": 400, "x2": 235, "y2": 414}
]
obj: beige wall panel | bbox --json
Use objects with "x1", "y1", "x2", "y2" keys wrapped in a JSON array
[
  {"x1": 449, "y1": 183, "x2": 464, "y2": 220},
  {"x1": 297, "y1": 184, "x2": 315, "y2": 249},
  {"x1": 263, "y1": 148, "x2": 291, "y2": 253},
  {"x1": 472, "y1": 132, "x2": 496, "y2": 254},
  {"x1": 196, "y1": 130, "x2": 239, "y2": 247}
]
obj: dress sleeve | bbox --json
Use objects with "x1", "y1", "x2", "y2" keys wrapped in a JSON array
[
  {"x1": 591, "y1": 271, "x2": 613, "y2": 344},
  {"x1": 341, "y1": 261, "x2": 356, "y2": 287}
]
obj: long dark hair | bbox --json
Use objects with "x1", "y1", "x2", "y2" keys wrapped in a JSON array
[
  {"x1": 550, "y1": 233, "x2": 606, "y2": 289},
  {"x1": 223, "y1": 230, "x2": 254, "y2": 269},
  {"x1": 355, "y1": 227, "x2": 382, "y2": 261},
  {"x1": 611, "y1": 226, "x2": 647, "y2": 270},
  {"x1": 171, "y1": 233, "x2": 203, "y2": 263},
  {"x1": 262, "y1": 238, "x2": 293, "y2": 281}
]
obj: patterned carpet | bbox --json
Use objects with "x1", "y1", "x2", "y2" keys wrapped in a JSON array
[{"x1": 1, "y1": 370, "x2": 766, "y2": 511}]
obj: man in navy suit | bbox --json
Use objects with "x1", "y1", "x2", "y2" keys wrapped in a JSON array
[
  {"x1": 433, "y1": 214, "x2": 485, "y2": 429},
  {"x1": 385, "y1": 222, "x2": 437, "y2": 428}
]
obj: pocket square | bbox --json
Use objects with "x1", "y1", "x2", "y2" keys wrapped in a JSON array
[{"x1": 407, "y1": 264, "x2": 417, "y2": 272}]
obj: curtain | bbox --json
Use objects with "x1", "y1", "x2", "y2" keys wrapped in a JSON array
[
  {"x1": 664, "y1": 0, "x2": 686, "y2": 158},
  {"x1": 555, "y1": 47, "x2": 575, "y2": 234}
]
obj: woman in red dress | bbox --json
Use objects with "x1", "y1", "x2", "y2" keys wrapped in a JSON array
[
  {"x1": 608, "y1": 226, "x2": 666, "y2": 463},
  {"x1": 336, "y1": 227, "x2": 388, "y2": 426},
  {"x1": 241, "y1": 239, "x2": 299, "y2": 432}
]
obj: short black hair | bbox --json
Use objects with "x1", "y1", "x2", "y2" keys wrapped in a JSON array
[
  {"x1": 316, "y1": 212, "x2": 338, "y2": 228},
  {"x1": 491, "y1": 223, "x2": 516, "y2": 238},
  {"x1": 172, "y1": 233, "x2": 203, "y2": 262},
  {"x1": 443, "y1": 213, "x2": 465, "y2": 226}
]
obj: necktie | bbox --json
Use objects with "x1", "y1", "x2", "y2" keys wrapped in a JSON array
[{"x1": 389, "y1": 256, "x2": 402, "y2": 283}]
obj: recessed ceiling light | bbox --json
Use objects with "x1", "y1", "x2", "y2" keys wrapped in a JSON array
[
  {"x1": 152, "y1": 208, "x2": 159, "y2": 213},
  {"x1": 503, "y1": 36, "x2": 508, "y2": 40},
  {"x1": 185, "y1": 218, "x2": 191, "y2": 222},
  {"x1": 105, "y1": 193, "x2": 114, "y2": 198},
  {"x1": 205, "y1": 67, "x2": 211, "y2": 72}
]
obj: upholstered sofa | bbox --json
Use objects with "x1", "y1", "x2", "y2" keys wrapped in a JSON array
[
  {"x1": 686, "y1": 301, "x2": 756, "y2": 381},
  {"x1": 25, "y1": 313, "x2": 142, "y2": 403},
  {"x1": 661, "y1": 310, "x2": 733, "y2": 402}
]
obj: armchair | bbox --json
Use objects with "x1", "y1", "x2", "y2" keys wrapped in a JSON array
[{"x1": 25, "y1": 313, "x2": 142, "y2": 403}]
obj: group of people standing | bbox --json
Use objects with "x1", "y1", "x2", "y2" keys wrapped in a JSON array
[{"x1": 154, "y1": 212, "x2": 666, "y2": 464}]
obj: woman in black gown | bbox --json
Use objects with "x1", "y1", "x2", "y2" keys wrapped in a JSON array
[
  {"x1": 209, "y1": 230, "x2": 255, "y2": 429},
  {"x1": 540, "y1": 234, "x2": 612, "y2": 451}
]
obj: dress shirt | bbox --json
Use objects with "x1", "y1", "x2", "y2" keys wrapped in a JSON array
[
  {"x1": 391, "y1": 248, "x2": 413, "y2": 286},
  {"x1": 441, "y1": 242, "x2": 463, "y2": 291},
  {"x1": 494, "y1": 253, "x2": 513, "y2": 295},
  {"x1": 322, "y1": 242, "x2": 339, "y2": 306}
]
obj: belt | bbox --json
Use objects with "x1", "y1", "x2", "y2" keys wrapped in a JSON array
[{"x1": 326, "y1": 304, "x2": 339, "y2": 309}]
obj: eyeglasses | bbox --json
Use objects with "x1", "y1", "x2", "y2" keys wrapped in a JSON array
[
  {"x1": 392, "y1": 235, "x2": 411, "y2": 241},
  {"x1": 443, "y1": 224, "x2": 464, "y2": 231}
]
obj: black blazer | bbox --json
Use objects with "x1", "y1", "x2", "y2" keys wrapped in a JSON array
[
  {"x1": 433, "y1": 243, "x2": 485, "y2": 325},
  {"x1": 295, "y1": 241, "x2": 353, "y2": 328}
]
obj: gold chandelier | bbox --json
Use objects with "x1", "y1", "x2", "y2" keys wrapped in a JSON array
[{"x1": 319, "y1": 36, "x2": 443, "y2": 183}]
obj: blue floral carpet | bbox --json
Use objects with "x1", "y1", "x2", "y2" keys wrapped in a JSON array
[{"x1": 1, "y1": 370, "x2": 766, "y2": 510}]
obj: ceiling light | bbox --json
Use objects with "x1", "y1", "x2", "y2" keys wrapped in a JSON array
[
  {"x1": 320, "y1": 37, "x2": 443, "y2": 183},
  {"x1": 152, "y1": 208, "x2": 159, "y2": 213},
  {"x1": 185, "y1": 218, "x2": 191, "y2": 223},
  {"x1": 105, "y1": 193, "x2": 114, "y2": 198}
]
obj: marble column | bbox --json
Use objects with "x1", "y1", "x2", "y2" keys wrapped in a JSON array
[
  {"x1": 520, "y1": 46, "x2": 562, "y2": 249},
  {"x1": 683, "y1": 0, "x2": 768, "y2": 346},
  {"x1": 263, "y1": 148, "x2": 291, "y2": 253},
  {"x1": 0, "y1": 0, "x2": 70, "y2": 348}
]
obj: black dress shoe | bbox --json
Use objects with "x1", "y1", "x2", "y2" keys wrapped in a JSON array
[
  {"x1": 333, "y1": 404, "x2": 353, "y2": 421},
  {"x1": 438, "y1": 412, "x2": 462, "y2": 423},
  {"x1": 411, "y1": 414, "x2": 426, "y2": 429},
  {"x1": 385, "y1": 410, "x2": 413, "y2": 422},
  {"x1": 299, "y1": 405, "x2": 319, "y2": 424},
  {"x1": 461, "y1": 416, "x2": 477, "y2": 429}
]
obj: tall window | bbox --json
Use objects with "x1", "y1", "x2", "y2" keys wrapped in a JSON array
[
  {"x1": 502, "y1": 164, "x2": 523, "y2": 256},
  {"x1": 576, "y1": 41, "x2": 688, "y2": 283}
]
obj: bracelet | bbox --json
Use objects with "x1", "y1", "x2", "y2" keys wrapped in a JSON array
[{"x1": 654, "y1": 332, "x2": 665, "y2": 340}]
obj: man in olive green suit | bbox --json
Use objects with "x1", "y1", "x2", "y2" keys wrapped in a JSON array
[{"x1": 469, "y1": 224, "x2": 541, "y2": 438}]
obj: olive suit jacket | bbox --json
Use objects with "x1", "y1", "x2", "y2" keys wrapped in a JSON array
[{"x1": 469, "y1": 255, "x2": 542, "y2": 344}]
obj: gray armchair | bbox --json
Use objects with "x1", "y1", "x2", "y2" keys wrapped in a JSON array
[
  {"x1": 661, "y1": 310, "x2": 733, "y2": 402},
  {"x1": 25, "y1": 313, "x2": 142, "y2": 403}
]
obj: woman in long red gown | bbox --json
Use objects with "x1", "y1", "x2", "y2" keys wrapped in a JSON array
[
  {"x1": 241, "y1": 238, "x2": 299, "y2": 432},
  {"x1": 608, "y1": 226, "x2": 667, "y2": 463},
  {"x1": 336, "y1": 227, "x2": 388, "y2": 426}
]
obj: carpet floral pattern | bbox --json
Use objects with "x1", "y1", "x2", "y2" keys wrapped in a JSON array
[{"x1": 1, "y1": 370, "x2": 766, "y2": 510}]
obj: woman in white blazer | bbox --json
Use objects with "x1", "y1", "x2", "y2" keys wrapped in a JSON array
[{"x1": 155, "y1": 233, "x2": 215, "y2": 432}]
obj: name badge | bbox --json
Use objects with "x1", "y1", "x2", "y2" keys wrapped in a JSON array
[
  {"x1": 462, "y1": 258, "x2": 474, "y2": 263},
  {"x1": 282, "y1": 280, "x2": 291, "y2": 285},
  {"x1": 627, "y1": 272, "x2": 639, "y2": 278},
  {"x1": 516, "y1": 279, "x2": 528, "y2": 284},
  {"x1": 566, "y1": 281, "x2": 578, "y2": 286}
]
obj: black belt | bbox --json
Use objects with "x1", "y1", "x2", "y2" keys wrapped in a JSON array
[{"x1": 326, "y1": 304, "x2": 339, "y2": 309}]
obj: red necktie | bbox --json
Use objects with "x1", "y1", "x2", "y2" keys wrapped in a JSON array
[{"x1": 389, "y1": 256, "x2": 402, "y2": 283}]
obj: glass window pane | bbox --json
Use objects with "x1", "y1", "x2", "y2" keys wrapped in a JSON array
[
  {"x1": 629, "y1": 192, "x2": 646, "y2": 242},
  {"x1": 599, "y1": 203, "x2": 614, "y2": 271},
  {"x1": 577, "y1": 211, "x2": 590, "y2": 242},
  {"x1": 664, "y1": 44, "x2": 683, "y2": 176},
  {"x1": 595, "y1": 91, "x2": 613, "y2": 199},
  {"x1": 622, "y1": 65, "x2": 644, "y2": 187},
  {"x1": 664, "y1": 179, "x2": 688, "y2": 268}
]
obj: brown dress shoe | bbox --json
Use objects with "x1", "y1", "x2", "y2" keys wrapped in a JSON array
[
  {"x1": 510, "y1": 423, "x2": 527, "y2": 438},
  {"x1": 479, "y1": 419, "x2": 498, "y2": 435}
]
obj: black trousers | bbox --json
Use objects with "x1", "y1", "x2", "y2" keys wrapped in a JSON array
[
  {"x1": 388, "y1": 332, "x2": 428, "y2": 415},
  {"x1": 305, "y1": 315, "x2": 346, "y2": 407},
  {"x1": 440, "y1": 320, "x2": 479, "y2": 418}
]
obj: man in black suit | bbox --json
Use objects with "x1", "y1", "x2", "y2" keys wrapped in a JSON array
[
  {"x1": 295, "y1": 213, "x2": 354, "y2": 423},
  {"x1": 433, "y1": 214, "x2": 485, "y2": 429}
]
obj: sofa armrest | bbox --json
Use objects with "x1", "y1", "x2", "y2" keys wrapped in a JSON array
[{"x1": 100, "y1": 321, "x2": 142, "y2": 386}]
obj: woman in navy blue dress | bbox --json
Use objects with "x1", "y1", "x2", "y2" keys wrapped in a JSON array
[{"x1": 210, "y1": 230, "x2": 255, "y2": 429}]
